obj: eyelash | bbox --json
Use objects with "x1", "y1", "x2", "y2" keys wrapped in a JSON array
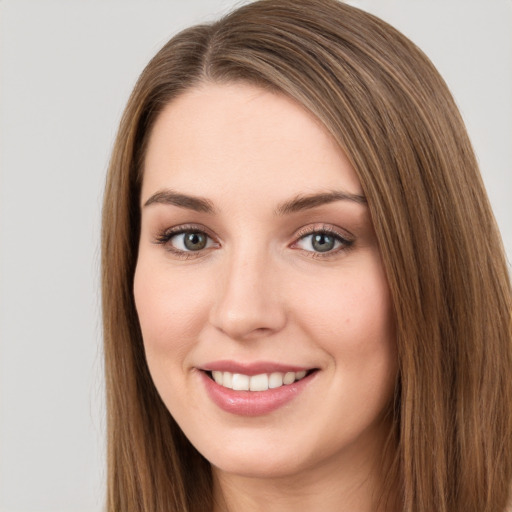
[
  {"x1": 292, "y1": 225, "x2": 354, "y2": 259},
  {"x1": 153, "y1": 223, "x2": 354, "y2": 260},
  {"x1": 153, "y1": 224, "x2": 217, "y2": 260}
]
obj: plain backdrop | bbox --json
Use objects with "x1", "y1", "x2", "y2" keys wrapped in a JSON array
[{"x1": 0, "y1": 1, "x2": 510, "y2": 511}]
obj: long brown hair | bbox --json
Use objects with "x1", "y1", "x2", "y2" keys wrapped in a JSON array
[{"x1": 101, "y1": 1, "x2": 512, "y2": 510}]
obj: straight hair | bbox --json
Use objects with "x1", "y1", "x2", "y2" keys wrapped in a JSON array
[{"x1": 101, "y1": 1, "x2": 512, "y2": 510}]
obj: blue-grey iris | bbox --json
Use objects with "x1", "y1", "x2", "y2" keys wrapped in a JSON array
[
  {"x1": 312, "y1": 233, "x2": 336, "y2": 252},
  {"x1": 184, "y1": 232, "x2": 207, "y2": 251}
]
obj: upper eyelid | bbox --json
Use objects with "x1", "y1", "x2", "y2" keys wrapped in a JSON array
[
  {"x1": 293, "y1": 224, "x2": 353, "y2": 241},
  {"x1": 159, "y1": 223, "x2": 217, "y2": 239}
]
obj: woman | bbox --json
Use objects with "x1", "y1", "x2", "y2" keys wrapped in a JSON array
[{"x1": 101, "y1": 0, "x2": 512, "y2": 510}]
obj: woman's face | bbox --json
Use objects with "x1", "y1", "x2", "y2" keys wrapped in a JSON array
[{"x1": 134, "y1": 82, "x2": 397, "y2": 480}]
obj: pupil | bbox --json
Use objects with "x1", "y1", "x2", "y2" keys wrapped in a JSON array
[
  {"x1": 312, "y1": 233, "x2": 334, "y2": 252},
  {"x1": 184, "y1": 232, "x2": 207, "y2": 251}
]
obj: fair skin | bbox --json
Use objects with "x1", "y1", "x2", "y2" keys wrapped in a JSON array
[{"x1": 134, "y1": 82, "x2": 397, "y2": 512}]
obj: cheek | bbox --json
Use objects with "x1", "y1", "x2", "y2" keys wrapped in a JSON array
[
  {"x1": 133, "y1": 260, "x2": 210, "y2": 361},
  {"x1": 298, "y1": 271, "x2": 393, "y2": 338},
  {"x1": 292, "y1": 258, "x2": 396, "y2": 374}
]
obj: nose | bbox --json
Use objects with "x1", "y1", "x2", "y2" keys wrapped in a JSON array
[{"x1": 209, "y1": 248, "x2": 287, "y2": 341}]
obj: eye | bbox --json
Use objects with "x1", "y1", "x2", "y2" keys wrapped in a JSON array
[
  {"x1": 154, "y1": 225, "x2": 217, "y2": 256},
  {"x1": 293, "y1": 227, "x2": 353, "y2": 256},
  {"x1": 297, "y1": 232, "x2": 339, "y2": 252},
  {"x1": 172, "y1": 231, "x2": 212, "y2": 251}
]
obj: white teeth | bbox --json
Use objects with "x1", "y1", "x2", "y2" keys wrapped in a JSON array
[
  {"x1": 212, "y1": 370, "x2": 223, "y2": 385},
  {"x1": 223, "y1": 371, "x2": 233, "y2": 389},
  {"x1": 210, "y1": 370, "x2": 309, "y2": 391},
  {"x1": 249, "y1": 373, "x2": 268, "y2": 391},
  {"x1": 232, "y1": 373, "x2": 250, "y2": 391},
  {"x1": 283, "y1": 372, "x2": 295, "y2": 385},
  {"x1": 268, "y1": 372, "x2": 284, "y2": 389}
]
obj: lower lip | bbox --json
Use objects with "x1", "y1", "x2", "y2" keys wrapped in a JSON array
[{"x1": 199, "y1": 370, "x2": 316, "y2": 416}]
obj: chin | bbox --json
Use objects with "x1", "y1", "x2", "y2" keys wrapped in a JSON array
[
  {"x1": 212, "y1": 454, "x2": 305, "y2": 480},
  {"x1": 196, "y1": 435, "x2": 309, "y2": 479}
]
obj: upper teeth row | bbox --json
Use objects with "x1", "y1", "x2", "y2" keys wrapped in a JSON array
[{"x1": 211, "y1": 370, "x2": 307, "y2": 391}]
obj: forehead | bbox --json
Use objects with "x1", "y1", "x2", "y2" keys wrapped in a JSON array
[{"x1": 141, "y1": 82, "x2": 362, "y2": 205}]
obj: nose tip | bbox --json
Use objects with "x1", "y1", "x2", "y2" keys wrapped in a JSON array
[
  {"x1": 209, "y1": 257, "x2": 286, "y2": 341},
  {"x1": 213, "y1": 309, "x2": 278, "y2": 341}
]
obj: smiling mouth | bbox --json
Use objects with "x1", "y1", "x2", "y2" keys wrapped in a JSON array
[{"x1": 205, "y1": 369, "x2": 316, "y2": 391}]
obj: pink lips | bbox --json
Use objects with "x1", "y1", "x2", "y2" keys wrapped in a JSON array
[{"x1": 199, "y1": 361, "x2": 316, "y2": 416}]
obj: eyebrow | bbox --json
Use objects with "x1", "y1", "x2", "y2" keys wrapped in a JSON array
[
  {"x1": 143, "y1": 189, "x2": 216, "y2": 213},
  {"x1": 143, "y1": 188, "x2": 366, "y2": 215},
  {"x1": 274, "y1": 190, "x2": 367, "y2": 215}
]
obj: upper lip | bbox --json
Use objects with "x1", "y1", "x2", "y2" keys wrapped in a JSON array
[{"x1": 200, "y1": 360, "x2": 314, "y2": 376}]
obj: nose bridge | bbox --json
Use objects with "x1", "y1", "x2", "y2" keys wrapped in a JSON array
[{"x1": 209, "y1": 240, "x2": 286, "y2": 340}]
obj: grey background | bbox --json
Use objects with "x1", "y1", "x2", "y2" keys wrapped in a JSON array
[{"x1": 0, "y1": 1, "x2": 510, "y2": 510}]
